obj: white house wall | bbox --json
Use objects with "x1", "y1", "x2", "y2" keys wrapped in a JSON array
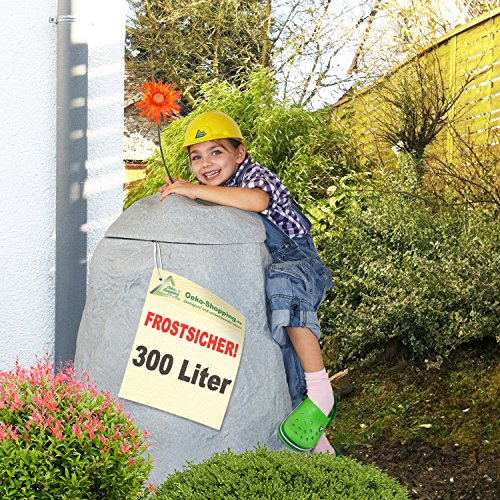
[
  {"x1": 86, "y1": 2, "x2": 127, "y2": 255},
  {"x1": 0, "y1": 1, "x2": 125, "y2": 371},
  {"x1": 1, "y1": 2, "x2": 57, "y2": 370}
]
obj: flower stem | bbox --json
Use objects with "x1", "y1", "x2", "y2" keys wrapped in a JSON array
[{"x1": 157, "y1": 125, "x2": 174, "y2": 184}]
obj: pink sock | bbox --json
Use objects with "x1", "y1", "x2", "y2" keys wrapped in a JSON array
[
  {"x1": 312, "y1": 433, "x2": 337, "y2": 455},
  {"x1": 304, "y1": 368, "x2": 334, "y2": 416}
]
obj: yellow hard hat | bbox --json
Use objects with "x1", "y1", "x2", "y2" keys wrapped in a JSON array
[{"x1": 182, "y1": 110, "x2": 244, "y2": 151}]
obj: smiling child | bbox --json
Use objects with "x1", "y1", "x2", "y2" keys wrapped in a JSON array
[{"x1": 158, "y1": 111, "x2": 338, "y2": 455}]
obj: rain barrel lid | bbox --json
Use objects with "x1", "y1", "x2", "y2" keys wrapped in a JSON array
[{"x1": 105, "y1": 193, "x2": 266, "y2": 244}]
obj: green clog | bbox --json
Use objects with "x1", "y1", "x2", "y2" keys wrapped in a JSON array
[{"x1": 278, "y1": 395, "x2": 338, "y2": 452}]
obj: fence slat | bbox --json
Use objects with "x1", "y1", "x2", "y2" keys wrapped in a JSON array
[{"x1": 331, "y1": 8, "x2": 500, "y2": 172}]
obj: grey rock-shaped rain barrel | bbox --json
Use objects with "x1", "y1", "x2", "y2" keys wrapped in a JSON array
[{"x1": 75, "y1": 194, "x2": 290, "y2": 484}]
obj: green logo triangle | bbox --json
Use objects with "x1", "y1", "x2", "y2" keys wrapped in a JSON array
[{"x1": 150, "y1": 275, "x2": 179, "y2": 298}]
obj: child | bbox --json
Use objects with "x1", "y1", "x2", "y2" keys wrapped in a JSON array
[{"x1": 158, "y1": 110, "x2": 338, "y2": 455}]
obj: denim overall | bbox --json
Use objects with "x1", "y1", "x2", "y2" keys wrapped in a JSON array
[{"x1": 234, "y1": 163, "x2": 334, "y2": 409}]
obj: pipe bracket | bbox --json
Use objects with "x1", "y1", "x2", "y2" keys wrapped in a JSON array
[{"x1": 49, "y1": 16, "x2": 77, "y2": 24}]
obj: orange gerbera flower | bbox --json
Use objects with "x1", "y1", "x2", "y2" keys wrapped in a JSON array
[{"x1": 136, "y1": 79, "x2": 182, "y2": 125}]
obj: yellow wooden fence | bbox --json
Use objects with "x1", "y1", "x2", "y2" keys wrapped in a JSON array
[{"x1": 331, "y1": 8, "x2": 500, "y2": 170}]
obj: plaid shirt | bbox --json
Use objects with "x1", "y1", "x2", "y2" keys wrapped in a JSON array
[{"x1": 225, "y1": 155, "x2": 308, "y2": 238}]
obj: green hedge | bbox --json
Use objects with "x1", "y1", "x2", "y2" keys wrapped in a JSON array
[
  {"x1": 316, "y1": 194, "x2": 500, "y2": 368},
  {"x1": 154, "y1": 447, "x2": 408, "y2": 499}
]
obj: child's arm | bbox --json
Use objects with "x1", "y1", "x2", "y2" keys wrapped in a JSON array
[{"x1": 158, "y1": 178, "x2": 270, "y2": 212}]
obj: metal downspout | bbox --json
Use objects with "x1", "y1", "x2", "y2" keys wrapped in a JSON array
[{"x1": 53, "y1": 0, "x2": 88, "y2": 366}]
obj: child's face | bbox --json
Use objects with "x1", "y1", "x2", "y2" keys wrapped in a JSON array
[{"x1": 188, "y1": 139, "x2": 246, "y2": 186}]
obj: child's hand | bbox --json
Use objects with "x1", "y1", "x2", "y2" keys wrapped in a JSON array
[
  {"x1": 157, "y1": 175, "x2": 173, "y2": 194},
  {"x1": 158, "y1": 176, "x2": 199, "y2": 201}
]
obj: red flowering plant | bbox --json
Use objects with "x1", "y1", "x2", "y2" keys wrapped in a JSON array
[
  {"x1": 0, "y1": 357, "x2": 153, "y2": 498},
  {"x1": 136, "y1": 79, "x2": 182, "y2": 184}
]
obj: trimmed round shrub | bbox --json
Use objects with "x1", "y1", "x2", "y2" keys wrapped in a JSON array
[
  {"x1": 316, "y1": 193, "x2": 500, "y2": 369},
  {"x1": 0, "y1": 358, "x2": 153, "y2": 499},
  {"x1": 154, "y1": 447, "x2": 409, "y2": 499}
]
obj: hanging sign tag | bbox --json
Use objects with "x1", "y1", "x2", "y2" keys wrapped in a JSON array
[{"x1": 119, "y1": 269, "x2": 245, "y2": 430}]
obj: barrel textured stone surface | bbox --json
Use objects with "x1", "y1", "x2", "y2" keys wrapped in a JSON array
[{"x1": 75, "y1": 194, "x2": 291, "y2": 484}]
